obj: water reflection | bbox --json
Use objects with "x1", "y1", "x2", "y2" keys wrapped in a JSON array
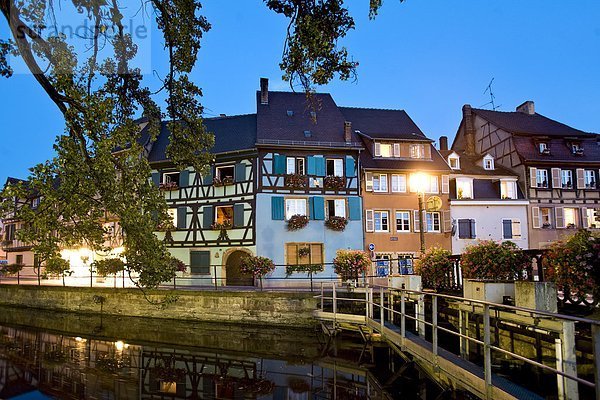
[{"x1": 0, "y1": 307, "x2": 446, "y2": 399}]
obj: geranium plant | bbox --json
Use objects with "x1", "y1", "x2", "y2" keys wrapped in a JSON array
[
  {"x1": 159, "y1": 182, "x2": 179, "y2": 191},
  {"x1": 213, "y1": 176, "x2": 234, "y2": 187},
  {"x1": 333, "y1": 249, "x2": 370, "y2": 283},
  {"x1": 287, "y1": 214, "x2": 309, "y2": 231},
  {"x1": 284, "y1": 174, "x2": 308, "y2": 189},
  {"x1": 416, "y1": 247, "x2": 454, "y2": 290},
  {"x1": 324, "y1": 175, "x2": 346, "y2": 190},
  {"x1": 298, "y1": 246, "x2": 310, "y2": 258},
  {"x1": 325, "y1": 216, "x2": 348, "y2": 231},
  {"x1": 545, "y1": 229, "x2": 600, "y2": 301},
  {"x1": 173, "y1": 259, "x2": 187, "y2": 273},
  {"x1": 460, "y1": 240, "x2": 530, "y2": 281},
  {"x1": 240, "y1": 255, "x2": 275, "y2": 289}
]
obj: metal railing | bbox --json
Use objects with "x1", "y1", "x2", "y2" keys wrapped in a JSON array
[{"x1": 315, "y1": 283, "x2": 600, "y2": 400}]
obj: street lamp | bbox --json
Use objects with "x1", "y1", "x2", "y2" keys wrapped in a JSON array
[{"x1": 410, "y1": 173, "x2": 428, "y2": 254}]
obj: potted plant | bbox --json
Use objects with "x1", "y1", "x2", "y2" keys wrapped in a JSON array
[
  {"x1": 240, "y1": 255, "x2": 275, "y2": 290},
  {"x1": 287, "y1": 214, "x2": 309, "y2": 231},
  {"x1": 284, "y1": 173, "x2": 308, "y2": 189},
  {"x1": 546, "y1": 229, "x2": 600, "y2": 308},
  {"x1": 159, "y1": 181, "x2": 179, "y2": 191},
  {"x1": 213, "y1": 176, "x2": 234, "y2": 186},
  {"x1": 333, "y1": 249, "x2": 370, "y2": 287},
  {"x1": 324, "y1": 175, "x2": 346, "y2": 191},
  {"x1": 461, "y1": 240, "x2": 530, "y2": 304},
  {"x1": 415, "y1": 247, "x2": 453, "y2": 292},
  {"x1": 298, "y1": 246, "x2": 310, "y2": 258},
  {"x1": 325, "y1": 216, "x2": 348, "y2": 231}
]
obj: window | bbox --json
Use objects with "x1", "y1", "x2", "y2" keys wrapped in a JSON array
[
  {"x1": 326, "y1": 159, "x2": 344, "y2": 177},
  {"x1": 426, "y1": 175, "x2": 439, "y2": 194},
  {"x1": 286, "y1": 157, "x2": 305, "y2": 174},
  {"x1": 31, "y1": 197, "x2": 41, "y2": 208},
  {"x1": 426, "y1": 212, "x2": 440, "y2": 233},
  {"x1": 539, "y1": 142, "x2": 549, "y2": 154},
  {"x1": 215, "y1": 206, "x2": 234, "y2": 225},
  {"x1": 375, "y1": 143, "x2": 392, "y2": 158},
  {"x1": 564, "y1": 208, "x2": 577, "y2": 228},
  {"x1": 500, "y1": 180, "x2": 517, "y2": 199},
  {"x1": 448, "y1": 156, "x2": 460, "y2": 169},
  {"x1": 536, "y1": 169, "x2": 549, "y2": 188},
  {"x1": 215, "y1": 165, "x2": 235, "y2": 183},
  {"x1": 167, "y1": 208, "x2": 178, "y2": 226},
  {"x1": 502, "y1": 219, "x2": 522, "y2": 239},
  {"x1": 327, "y1": 199, "x2": 346, "y2": 218},
  {"x1": 540, "y1": 208, "x2": 552, "y2": 228},
  {"x1": 561, "y1": 170, "x2": 573, "y2": 188},
  {"x1": 395, "y1": 211, "x2": 410, "y2": 232},
  {"x1": 375, "y1": 254, "x2": 391, "y2": 276},
  {"x1": 456, "y1": 178, "x2": 473, "y2": 199},
  {"x1": 16, "y1": 255, "x2": 23, "y2": 265},
  {"x1": 586, "y1": 209, "x2": 600, "y2": 229},
  {"x1": 483, "y1": 157, "x2": 494, "y2": 170},
  {"x1": 374, "y1": 211, "x2": 389, "y2": 232},
  {"x1": 285, "y1": 198, "x2": 307, "y2": 220},
  {"x1": 571, "y1": 143, "x2": 583, "y2": 154},
  {"x1": 190, "y1": 251, "x2": 210, "y2": 274},
  {"x1": 373, "y1": 174, "x2": 388, "y2": 193},
  {"x1": 391, "y1": 174, "x2": 407, "y2": 193},
  {"x1": 584, "y1": 170, "x2": 596, "y2": 189},
  {"x1": 162, "y1": 171, "x2": 180, "y2": 184},
  {"x1": 409, "y1": 144, "x2": 425, "y2": 159},
  {"x1": 457, "y1": 219, "x2": 476, "y2": 239},
  {"x1": 286, "y1": 243, "x2": 323, "y2": 266}
]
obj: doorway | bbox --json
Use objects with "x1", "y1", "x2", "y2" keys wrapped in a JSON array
[{"x1": 225, "y1": 250, "x2": 254, "y2": 286}]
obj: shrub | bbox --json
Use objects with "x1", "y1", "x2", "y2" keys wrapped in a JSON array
[
  {"x1": 1, "y1": 263, "x2": 24, "y2": 275},
  {"x1": 287, "y1": 214, "x2": 309, "y2": 231},
  {"x1": 416, "y1": 247, "x2": 454, "y2": 290},
  {"x1": 240, "y1": 255, "x2": 275, "y2": 289},
  {"x1": 546, "y1": 229, "x2": 600, "y2": 299},
  {"x1": 460, "y1": 240, "x2": 530, "y2": 281},
  {"x1": 93, "y1": 258, "x2": 125, "y2": 277},
  {"x1": 45, "y1": 257, "x2": 71, "y2": 277},
  {"x1": 333, "y1": 250, "x2": 370, "y2": 281}
]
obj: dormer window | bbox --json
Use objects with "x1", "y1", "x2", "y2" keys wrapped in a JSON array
[
  {"x1": 374, "y1": 142, "x2": 392, "y2": 158},
  {"x1": 571, "y1": 142, "x2": 584, "y2": 155},
  {"x1": 539, "y1": 142, "x2": 551, "y2": 155},
  {"x1": 456, "y1": 177, "x2": 473, "y2": 199},
  {"x1": 409, "y1": 144, "x2": 425, "y2": 159},
  {"x1": 483, "y1": 155, "x2": 494, "y2": 170},
  {"x1": 448, "y1": 156, "x2": 460, "y2": 170}
]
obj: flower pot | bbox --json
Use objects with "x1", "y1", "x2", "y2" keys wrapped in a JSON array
[
  {"x1": 389, "y1": 275, "x2": 422, "y2": 291},
  {"x1": 515, "y1": 281, "x2": 557, "y2": 313},
  {"x1": 463, "y1": 279, "x2": 515, "y2": 304}
]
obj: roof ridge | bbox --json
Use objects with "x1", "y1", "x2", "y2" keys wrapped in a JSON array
[
  {"x1": 339, "y1": 105, "x2": 407, "y2": 112},
  {"x1": 203, "y1": 113, "x2": 256, "y2": 121}
]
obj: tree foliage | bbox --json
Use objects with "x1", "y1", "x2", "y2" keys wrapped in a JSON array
[{"x1": 0, "y1": 0, "x2": 401, "y2": 288}]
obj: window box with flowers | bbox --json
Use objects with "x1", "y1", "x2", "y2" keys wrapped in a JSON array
[
  {"x1": 211, "y1": 221, "x2": 232, "y2": 241},
  {"x1": 213, "y1": 176, "x2": 234, "y2": 187},
  {"x1": 324, "y1": 175, "x2": 346, "y2": 191},
  {"x1": 284, "y1": 174, "x2": 308, "y2": 190},
  {"x1": 325, "y1": 216, "x2": 348, "y2": 231},
  {"x1": 287, "y1": 214, "x2": 309, "y2": 231},
  {"x1": 159, "y1": 182, "x2": 179, "y2": 191}
]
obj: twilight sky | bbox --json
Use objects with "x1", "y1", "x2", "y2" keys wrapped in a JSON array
[{"x1": 1, "y1": 0, "x2": 599, "y2": 180}]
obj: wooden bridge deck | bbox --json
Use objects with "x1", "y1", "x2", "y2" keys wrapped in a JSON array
[{"x1": 314, "y1": 310, "x2": 544, "y2": 400}]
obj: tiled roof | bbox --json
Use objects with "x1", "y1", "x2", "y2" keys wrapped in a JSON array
[
  {"x1": 256, "y1": 91, "x2": 362, "y2": 145},
  {"x1": 147, "y1": 115, "x2": 257, "y2": 163},
  {"x1": 472, "y1": 108, "x2": 593, "y2": 137},
  {"x1": 339, "y1": 107, "x2": 427, "y2": 140},
  {"x1": 512, "y1": 135, "x2": 600, "y2": 164},
  {"x1": 360, "y1": 137, "x2": 452, "y2": 172},
  {"x1": 449, "y1": 152, "x2": 518, "y2": 177}
]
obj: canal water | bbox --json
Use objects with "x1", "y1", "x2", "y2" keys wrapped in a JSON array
[{"x1": 0, "y1": 305, "x2": 467, "y2": 400}]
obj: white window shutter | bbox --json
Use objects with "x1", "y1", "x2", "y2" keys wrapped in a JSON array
[
  {"x1": 374, "y1": 142, "x2": 381, "y2": 157},
  {"x1": 335, "y1": 199, "x2": 346, "y2": 218},
  {"x1": 512, "y1": 220, "x2": 522, "y2": 239},
  {"x1": 531, "y1": 207, "x2": 540, "y2": 229},
  {"x1": 576, "y1": 169, "x2": 585, "y2": 189},
  {"x1": 393, "y1": 143, "x2": 400, "y2": 157},
  {"x1": 365, "y1": 210, "x2": 374, "y2": 232},
  {"x1": 555, "y1": 207, "x2": 565, "y2": 229},
  {"x1": 365, "y1": 172, "x2": 373, "y2": 191},
  {"x1": 529, "y1": 167, "x2": 537, "y2": 188},
  {"x1": 551, "y1": 168, "x2": 561, "y2": 188},
  {"x1": 582, "y1": 207, "x2": 588, "y2": 228},
  {"x1": 442, "y1": 210, "x2": 452, "y2": 233},
  {"x1": 441, "y1": 175, "x2": 450, "y2": 194},
  {"x1": 413, "y1": 210, "x2": 420, "y2": 232}
]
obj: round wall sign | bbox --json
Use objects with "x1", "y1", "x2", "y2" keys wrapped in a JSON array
[
  {"x1": 426, "y1": 196, "x2": 442, "y2": 212},
  {"x1": 368, "y1": 243, "x2": 375, "y2": 251}
]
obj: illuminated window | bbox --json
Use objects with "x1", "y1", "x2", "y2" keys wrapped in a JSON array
[
  {"x1": 215, "y1": 206, "x2": 234, "y2": 225},
  {"x1": 426, "y1": 176, "x2": 439, "y2": 194},
  {"x1": 540, "y1": 208, "x2": 552, "y2": 228},
  {"x1": 564, "y1": 208, "x2": 577, "y2": 228},
  {"x1": 456, "y1": 178, "x2": 473, "y2": 199},
  {"x1": 167, "y1": 209, "x2": 177, "y2": 226},
  {"x1": 587, "y1": 209, "x2": 600, "y2": 229},
  {"x1": 375, "y1": 143, "x2": 392, "y2": 158},
  {"x1": 500, "y1": 180, "x2": 517, "y2": 199}
]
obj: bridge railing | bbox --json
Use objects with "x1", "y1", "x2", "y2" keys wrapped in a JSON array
[{"x1": 315, "y1": 282, "x2": 600, "y2": 400}]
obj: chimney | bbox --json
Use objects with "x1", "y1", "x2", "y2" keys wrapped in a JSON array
[
  {"x1": 439, "y1": 136, "x2": 448, "y2": 151},
  {"x1": 260, "y1": 78, "x2": 269, "y2": 105},
  {"x1": 516, "y1": 101, "x2": 535, "y2": 115},
  {"x1": 462, "y1": 104, "x2": 476, "y2": 156},
  {"x1": 344, "y1": 121, "x2": 352, "y2": 143}
]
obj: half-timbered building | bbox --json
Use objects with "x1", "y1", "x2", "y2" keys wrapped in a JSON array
[
  {"x1": 148, "y1": 115, "x2": 257, "y2": 286},
  {"x1": 346, "y1": 108, "x2": 453, "y2": 275},
  {"x1": 254, "y1": 79, "x2": 364, "y2": 286},
  {"x1": 0, "y1": 177, "x2": 36, "y2": 268},
  {"x1": 452, "y1": 102, "x2": 600, "y2": 249}
]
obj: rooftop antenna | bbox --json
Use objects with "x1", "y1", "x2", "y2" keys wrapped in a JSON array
[{"x1": 481, "y1": 78, "x2": 501, "y2": 110}]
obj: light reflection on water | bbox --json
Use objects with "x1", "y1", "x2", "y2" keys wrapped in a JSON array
[{"x1": 0, "y1": 306, "x2": 448, "y2": 400}]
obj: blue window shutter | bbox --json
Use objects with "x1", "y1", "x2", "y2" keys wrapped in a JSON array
[
  {"x1": 348, "y1": 197, "x2": 361, "y2": 220},
  {"x1": 315, "y1": 157, "x2": 326, "y2": 177},
  {"x1": 273, "y1": 155, "x2": 286, "y2": 174},
  {"x1": 202, "y1": 167, "x2": 213, "y2": 185},
  {"x1": 308, "y1": 197, "x2": 315, "y2": 220},
  {"x1": 458, "y1": 220, "x2": 468, "y2": 239},
  {"x1": 271, "y1": 197, "x2": 284, "y2": 220},
  {"x1": 234, "y1": 203, "x2": 245, "y2": 227},
  {"x1": 502, "y1": 220, "x2": 512, "y2": 239},
  {"x1": 179, "y1": 170, "x2": 189, "y2": 187},
  {"x1": 203, "y1": 206, "x2": 214, "y2": 228},
  {"x1": 470, "y1": 220, "x2": 476, "y2": 239},
  {"x1": 235, "y1": 163, "x2": 246, "y2": 182},
  {"x1": 177, "y1": 207, "x2": 187, "y2": 229},
  {"x1": 312, "y1": 196, "x2": 325, "y2": 220},
  {"x1": 151, "y1": 172, "x2": 160, "y2": 187},
  {"x1": 307, "y1": 156, "x2": 316, "y2": 175},
  {"x1": 345, "y1": 156, "x2": 356, "y2": 177}
]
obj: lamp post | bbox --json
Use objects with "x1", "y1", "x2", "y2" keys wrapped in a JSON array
[{"x1": 411, "y1": 173, "x2": 428, "y2": 254}]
